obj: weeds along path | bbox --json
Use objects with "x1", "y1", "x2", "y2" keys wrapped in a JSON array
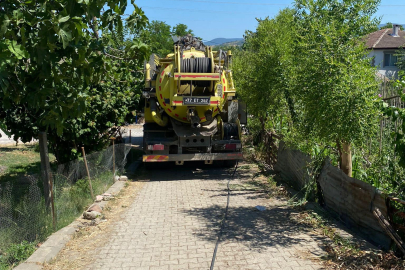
[
  {"x1": 44, "y1": 162, "x2": 330, "y2": 270},
  {"x1": 43, "y1": 180, "x2": 145, "y2": 270}
]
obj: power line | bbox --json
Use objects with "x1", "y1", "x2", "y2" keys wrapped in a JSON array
[
  {"x1": 139, "y1": 5, "x2": 276, "y2": 15},
  {"x1": 167, "y1": 0, "x2": 288, "y2": 6},
  {"x1": 380, "y1": 5, "x2": 405, "y2": 7},
  {"x1": 162, "y1": 0, "x2": 405, "y2": 7}
]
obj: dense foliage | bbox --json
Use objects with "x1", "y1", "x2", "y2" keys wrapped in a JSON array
[
  {"x1": 234, "y1": 9, "x2": 296, "y2": 119},
  {"x1": 0, "y1": 0, "x2": 149, "y2": 162},
  {"x1": 140, "y1": 21, "x2": 194, "y2": 57},
  {"x1": 235, "y1": 0, "x2": 383, "y2": 177},
  {"x1": 293, "y1": 0, "x2": 381, "y2": 149}
]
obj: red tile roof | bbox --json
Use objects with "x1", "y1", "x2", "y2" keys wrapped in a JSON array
[{"x1": 366, "y1": 28, "x2": 405, "y2": 49}]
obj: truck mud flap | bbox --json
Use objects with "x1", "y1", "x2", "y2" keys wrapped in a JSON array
[{"x1": 143, "y1": 153, "x2": 243, "y2": 162}]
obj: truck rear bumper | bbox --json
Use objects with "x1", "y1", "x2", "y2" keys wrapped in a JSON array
[{"x1": 143, "y1": 152, "x2": 243, "y2": 162}]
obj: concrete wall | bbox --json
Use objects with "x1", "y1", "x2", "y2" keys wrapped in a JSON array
[{"x1": 369, "y1": 49, "x2": 399, "y2": 79}]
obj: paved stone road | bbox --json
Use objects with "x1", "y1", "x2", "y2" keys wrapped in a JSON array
[{"x1": 82, "y1": 165, "x2": 326, "y2": 270}]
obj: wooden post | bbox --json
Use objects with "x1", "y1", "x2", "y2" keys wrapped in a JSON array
[
  {"x1": 341, "y1": 142, "x2": 352, "y2": 177},
  {"x1": 81, "y1": 147, "x2": 94, "y2": 199},
  {"x1": 49, "y1": 174, "x2": 57, "y2": 231},
  {"x1": 38, "y1": 132, "x2": 52, "y2": 210},
  {"x1": 373, "y1": 207, "x2": 405, "y2": 256}
]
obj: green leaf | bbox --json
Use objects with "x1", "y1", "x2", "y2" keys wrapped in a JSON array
[
  {"x1": 58, "y1": 28, "x2": 72, "y2": 49},
  {"x1": 7, "y1": 40, "x2": 26, "y2": 59},
  {"x1": 0, "y1": 14, "x2": 10, "y2": 36},
  {"x1": 59, "y1": 16, "x2": 70, "y2": 23}
]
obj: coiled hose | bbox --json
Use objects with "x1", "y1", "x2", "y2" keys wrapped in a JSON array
[{"x1": 181, "y1": 57, "x2": 212, "y2": 73}]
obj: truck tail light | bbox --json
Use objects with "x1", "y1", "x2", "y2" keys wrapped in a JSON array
[
  {"x1": 225, "y1": 144, "x2": 236, "y2": 150},
  {"x1": 148, "y1": 144, "x2": 164, "y2": 151},
  {"x1": 225, "y1": 143, "x2": 242, "y2": 150}
]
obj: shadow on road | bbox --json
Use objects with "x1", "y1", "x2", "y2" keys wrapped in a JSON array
[
  {"x1": 140, "y1": 161, "x2": 322, "y2": 252},
  {"x1": 187, "y1": 204, "x2": 318, "y2": 250},
  {"x1": 142, "y1": 161, "x2": 237, "y2": 182}
]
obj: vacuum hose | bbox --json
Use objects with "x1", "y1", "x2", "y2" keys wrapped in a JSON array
[{"x1": 150, "y1": 98, "x2": 168, "y2": 127}]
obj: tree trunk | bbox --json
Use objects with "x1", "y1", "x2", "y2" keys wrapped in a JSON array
[
  {"x1": 259, "y1": 116, "x2": 266, "y2": 141},
  {"x1": 341, "y1": 142, "x2": 352, "y2": 177}
]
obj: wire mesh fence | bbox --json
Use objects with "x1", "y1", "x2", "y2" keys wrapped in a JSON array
[
  {"x1": 377, "y1": 82, "x2": 405, "y2": 155},
  {"x1": 0, "y1": 143, "x2": 131, "y2": 252}
]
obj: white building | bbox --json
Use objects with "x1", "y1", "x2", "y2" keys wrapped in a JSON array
[{"x1": 366, "y1": 25, "x2": 405, "y2": 79}]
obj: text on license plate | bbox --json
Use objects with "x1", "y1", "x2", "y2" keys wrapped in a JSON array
[{"x1": 183, "y1": 97, "x2": 210, "y2": 105}]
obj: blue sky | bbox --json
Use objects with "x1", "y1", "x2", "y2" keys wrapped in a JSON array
[{"x1": 125, "y1": 0, "x2": 405, "y2": 41}]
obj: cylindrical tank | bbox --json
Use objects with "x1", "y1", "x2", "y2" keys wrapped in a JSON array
[{"x1": 153, "y1": 37, "x2": 232, "y2": 127}]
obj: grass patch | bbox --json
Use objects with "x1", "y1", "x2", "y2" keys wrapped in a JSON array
[
  {"x1": 53, "y1": 171, "x2": 114, "y2": 230},
  {"x1": 0, "y1": 144, "x2": 120, "y2": 269},
  {"x1": 0, "y1": 172, "x2": 115, "y2": 269},
  {"x1": 0, "y1": 144, "x2": 56, "y2": 185},
  {"x1": 0, "y1": 241, "x2": 37, "y2": 270}
]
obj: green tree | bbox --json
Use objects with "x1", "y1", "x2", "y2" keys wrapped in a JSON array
[
  {"x1": 0, "y1": 0, "x2": 149, "y2": 162},
  {"x1": 172, "y1": 23, "x2": 193, "y2": 37},
  {"x1": 293, "y1": 0, "x2": 381, "y2": 176},
  {"x1": 233, "y1": 9, "x2": 297, "y2": 138},
  {"x1": 141, "y1": 20, "x2": 173, "y2": 57},
  {"x1": 140, "y1": 21, "x2": 195, "y2": 57}
]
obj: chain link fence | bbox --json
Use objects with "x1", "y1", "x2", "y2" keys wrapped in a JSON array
[{"x1": 0, "y1": 143, "x2": 131, "y2": 253}]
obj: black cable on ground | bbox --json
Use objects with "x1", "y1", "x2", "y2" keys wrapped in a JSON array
[{"x1": 209, "y1": 161, "x2": 239, "y2": 270}]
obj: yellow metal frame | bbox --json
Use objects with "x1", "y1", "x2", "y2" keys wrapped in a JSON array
[
  {"x1": 173, "y1": 73, "x2": 221, "y2": 81},
  {"x1": 146, "y1": 46, "x2": 237, "y2": 126}
]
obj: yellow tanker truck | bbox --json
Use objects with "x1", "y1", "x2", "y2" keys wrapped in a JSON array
[{"x1": 142, "y1": 35, "x2": 245, "y2": 165}]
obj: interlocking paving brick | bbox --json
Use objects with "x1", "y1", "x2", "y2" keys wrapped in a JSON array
[{"x1": 83, "y1": 166, "x2": 326, "y2": 269}]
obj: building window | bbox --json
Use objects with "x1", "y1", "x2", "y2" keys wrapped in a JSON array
[{"x1": 384, "y1": 53, "x2": 398, "y2": 67}]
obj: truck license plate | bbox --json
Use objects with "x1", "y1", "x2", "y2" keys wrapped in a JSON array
[{"x1": 183, "y1": 97, "x2": 210, "y2": 105}]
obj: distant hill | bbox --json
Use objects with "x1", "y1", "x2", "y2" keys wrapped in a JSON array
[
  {"x1": 218, "y1": 39, "x2": 244, "y2": 47},
  {"x1": 204, "y1": 38, "x2": 243, "y2": 46}
]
